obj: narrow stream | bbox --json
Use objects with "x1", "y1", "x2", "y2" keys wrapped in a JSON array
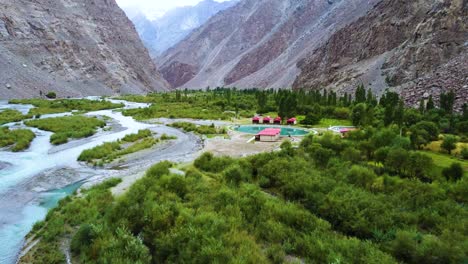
[{"x1": 0, "y1": 99, "x2": 201, "y2": 264}]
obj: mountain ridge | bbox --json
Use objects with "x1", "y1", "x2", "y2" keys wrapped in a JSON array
[{"x1": 0, "y1": 0, "x2": 169, "y2": 99}]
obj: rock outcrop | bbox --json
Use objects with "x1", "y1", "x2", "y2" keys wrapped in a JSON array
[
  {"x1": 159, "y1": 0, "x2": 381, "y2": 89},
  {"x1": 0, "y1": 0, "x2": 169, "y2": 99},
  {"x1": 293, "y1": 0, "x2": 467, "y2": 108}
]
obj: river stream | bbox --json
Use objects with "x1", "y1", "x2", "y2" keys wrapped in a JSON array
[{"x1": 0, "y1": 99, "x2": 202, "y2": 264}]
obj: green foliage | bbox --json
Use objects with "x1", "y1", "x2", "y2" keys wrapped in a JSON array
[
  {"x1": 0, "y1": 109, "x2": 30, "y2": 125},
  {"x1": 461, "y1": 147, "x2": 468, "y2": 160},
  {"x1": 301, "y1": 112, "x2": 321, "y2": 125},
  {"x1": 441, "y1": 135, "x2": 457, "y2": 155},
  {"x1": 78, "y1": 130, "x2": 159, "y2": 165},
  {"x1": 0, "y1": 127, "x2": 36, "y2": 152},
  {"x1": 25, "y1": 115, "x2": 105, "y2": 145},
  {"x1": 170, "y1": 122, "x2": 226, "y2": 135},
  {"x1": 45, "y1": 92, "x2": 57, "y2": 99},
  {"x1": 10, "y1": 98, "x2": 123, "y2": 115},
  {"x1": 121, "y1": 129, "x2": 152, "y2": 142},
  {"x1": 442, "y1": 163, "x2": 463, "y2": 181}
]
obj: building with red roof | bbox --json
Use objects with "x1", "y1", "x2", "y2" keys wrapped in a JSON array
[
  {"x1": 287, "y1": 117, "x2": 297, "y2": 125},
  {"x1": 273, "y1": 117, "x2": 282, "y2": 124},
  {"x1": 255, "y1": 128, "x2": 281, "y2": 142},
  {"x1": 252, "y1": 116, "x2": 260, "y2": 124},
  {"x1": 263, "y1": 116, "x2": 271, "y2": 124}
]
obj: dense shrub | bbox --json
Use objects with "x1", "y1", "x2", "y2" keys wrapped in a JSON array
[
  {"x1": 442, "y1": 163, "x2": 464, "y2": 181},
  {"x1": 45, "y1": 92, "x2": 57, "y2": 99}
]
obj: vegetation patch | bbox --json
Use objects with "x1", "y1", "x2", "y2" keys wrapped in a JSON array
[
  {"x1": 169, "y1": 122, "x2": 226, "y2": 135},
  {"x1": 78, "y1": 129, "x2": 175, "y2": 166},
  {"x1": 0, "y1": 127, "x2": 36, "y2": 152},
  {"x1": 9, "y1": 98, "x2": 123, "y2": 116},
  {"x1": 0, "y1": 109, "x2": 31, "y2": 125},
  {"x1": 25, "y1": 116, "x2": 106, "y2": 145}
]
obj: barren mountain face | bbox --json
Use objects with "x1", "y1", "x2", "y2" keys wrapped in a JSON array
[
  {"x1": 294, "y1": 0, "x2": 467, "y2": 109},
  {"x1": 159, "y1": 0, "x2": 382, "y2": 90},
  {"x1": 0, "y1": 0, "x2": 169, "y2": 99}
]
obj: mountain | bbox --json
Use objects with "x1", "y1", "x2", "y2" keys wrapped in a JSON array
[
  {"x1": 127, "y1": 0, "x2": 238, "y2": 57},
  {"x1": 293, "y1": 0, "x2": 467, "y2": 109},
  {"x1": 159, "y1": 0, "x2": 382, "y2": 89},
  {"x1": 0, "y1": 0, "x2": 169, "y2": 99},
  {"x1": 160, "y1": 0, "x2": 466, "y2": 107}
]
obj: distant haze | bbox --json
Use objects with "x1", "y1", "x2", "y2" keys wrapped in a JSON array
[{"x1": 116, "y1": 0, "x2": 232, "y2": 19}]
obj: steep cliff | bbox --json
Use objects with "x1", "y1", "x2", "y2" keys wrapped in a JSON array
[
  {"x1": 293, "y1": 0, "x2": 467, "y2": 108},
  {"x1": 159, "y1": 0, "x2": 381, "y2": 89},
  {"x1": 0, "y1": 0, "x2": 169, "y2": 99}
]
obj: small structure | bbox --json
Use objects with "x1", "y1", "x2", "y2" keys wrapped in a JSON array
[
  {"x1": 287, "y1": 118, "x2": 297, "y2": 125},
  {"x1": 273, "y1": 117, "x2": 282, "y2": 124},
  {"x1": 252, "y1": 116, "x2": 260, "y2": 124},
  {"x1": 263, "y1": 116, "x2": 271, "y2": 124},
  {"x1": 255, "y1": 128, "x2": 281, "y2": 142},
  {"x1": 339, "y1": 127, "x2": 357, "y2": 137}
]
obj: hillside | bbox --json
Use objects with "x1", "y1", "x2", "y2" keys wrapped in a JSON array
[
  {"x1": 0, "y1": 0, "x2": 169, "y2": 99},
  {"x1": 159, "y1": 0, "x2": 381, "y2": 89},
  {"x1": 159, "y1": 0, "x2": 466, "y2": 109},
  {"x1": 293, "y1": 0, "x2": 467, "y2": 109}
]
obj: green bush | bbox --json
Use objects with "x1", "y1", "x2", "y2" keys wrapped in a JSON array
[
  {"x1": 442, "y1": 163, "x2": 464, "y2": 181},
  {"x1": 461, "y1": 147, "x2": 468, "y2": 160},
  {"x1": 45, "y1": 92, "x2": 57, "y2": 99}
]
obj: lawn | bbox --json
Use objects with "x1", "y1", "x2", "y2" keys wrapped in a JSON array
[
  {"x1": 420, "y1": 151, "x2": 468, "y2": 176},
  {"x1": 25, "y1": 116, "x2": 106, "y2": 145},
  {"x1": 317, "y1": 118, "x2": 353, "y2": 128}
]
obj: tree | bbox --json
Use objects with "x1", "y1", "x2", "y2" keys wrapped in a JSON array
[
  {"x1": 441, "y1": 135, "x2": 457, "y2": 155},
  {"x1": 355, "y1": 84, "x2": 366, "y2": 103},
  {"x1": 301, "y1": 113, "x2": 321, "y2": 126},
  {"x1": 385, "y1": 148, "x2": 410, "y2": 174},
  {"x1": 351, "y1": 103, "x2": 367, "y2": 126},
  {"x1": 442, "y1": 163, "x2": 463, "y2": 181},
  {"x1": 419, "y1": 99, "x2": 425, "y2": 113},
  {"x1": 426, "y1": 95, "x2": 435, "y2": 111},
  {"x1": 440, "y1": 91, "x2": 455, "y2": 114}
]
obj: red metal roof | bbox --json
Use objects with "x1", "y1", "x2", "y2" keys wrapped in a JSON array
[
  {"x1": 257, "y1": 128, "x2": 281, "y2": 136},
  {"x1": 252, "y1": 117, "x2": 260, "y2": 120},
  {"x1": 274, "y1": 117, "x2": 282, "y2": 121},
  {"x1": 263, "y1": 117, "x2": 271, "y2": 121},
  {"x1": 287, "y1": 118, "x2": 297, "y2": 122},
  {"x1": 339, "y1": 128, "x2": 357, "y2": 133}
]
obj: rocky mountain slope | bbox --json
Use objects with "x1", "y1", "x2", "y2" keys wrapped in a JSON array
[
  {"x1": 159, "y1": 0, "x2": 382, "y2": 89},
  {"x1": 0, "y1": 0, "x2": 169, "y2": 99},
  {"x1": 293, "y1": 0, "x2": 467, "y2": 109},
  {"x1": 160, "y1": 0, "x2": 466, "y2": 108},
  {"x1": 126, "y1": 0, "x2": 238, "y2": 57}
]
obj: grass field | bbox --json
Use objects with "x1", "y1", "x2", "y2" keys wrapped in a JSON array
[
  {"x1": 0, "y1": 127, "x2": 36, "y2": 152},
  {"x1": 0, "y1": 109, "x2": 31, "y2": 125},
  {"x1": 25, "y1": 116, "x2": 106, "y2": 145},
  {"x1": 420, "y1": 151, "x2": 468, "y2": 176},
  {"x1": 78, "y1": 129, "x2": 176, "y2": 166}
]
